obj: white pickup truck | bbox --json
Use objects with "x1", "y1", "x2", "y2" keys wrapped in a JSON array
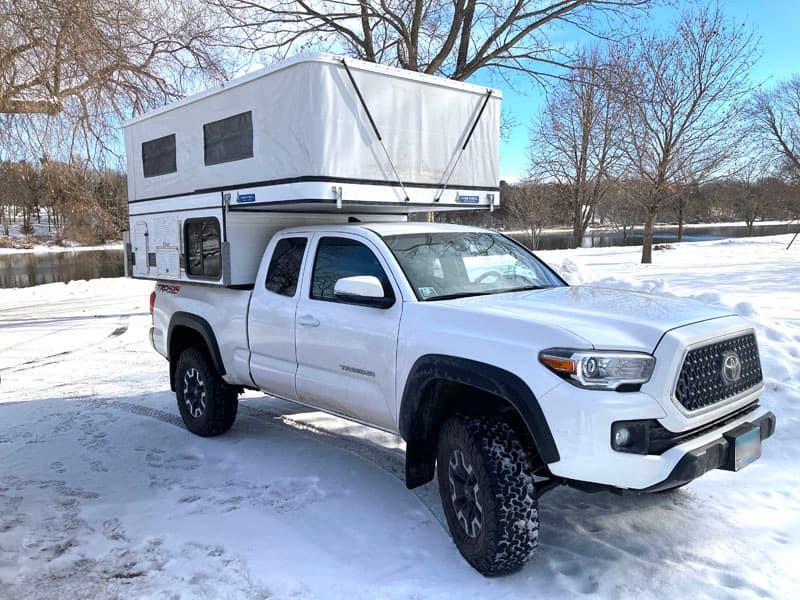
[{"x1": 150, "y1": 220, "x2": 775, "y2": 576}]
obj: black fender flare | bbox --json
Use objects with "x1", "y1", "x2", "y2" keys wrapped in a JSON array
[
  {"x1": 399, "y1": 354, "x2": 560, "y2": 488},
  {"x1": 167, "y1": 312, "x2": 226, "y2": 389}
]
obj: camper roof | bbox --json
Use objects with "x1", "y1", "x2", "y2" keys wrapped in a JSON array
[{"x1": 124, "y1": 53, "x2": 502, "y2": 129}]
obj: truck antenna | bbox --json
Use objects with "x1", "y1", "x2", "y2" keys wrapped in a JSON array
[
  {"x1": 434, "y1": 89, "x2": 493, "y2": 203},
  {"x1": 340, "y1": 59, "x2": 411, "y2": 203}
]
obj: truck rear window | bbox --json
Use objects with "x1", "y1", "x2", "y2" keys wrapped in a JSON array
[{"x1": 266, "y1": 237, "x2": 307, "y2": 297}]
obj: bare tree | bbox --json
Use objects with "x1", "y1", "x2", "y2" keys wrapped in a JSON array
[
  {"x1": 734, "y1": 159, "x2": 776, "y2": 235},
  {"x1": 503, "y1": 181, "x2": 565, "y2": 248},
  {"x1": 0, "y1": 0, "x2": 233, "y2": 159},
  {"x1": 611, "y1": 3, "x2": 757, "y2": 263},
  {"x1": 600, "y1": 179, "x2": 646, "y2": 243},
  {"x1": 0, "y1": 161, "x2": 38, "y2": 236},
  {"x1": 667, "y1": 180, "x2": 699, "y2": 242},
  {"x1": 530, "y1": 47, "x2": 621, "y2": 247},
  {"x1": 749, "y1": 76, "x2": 800, "y2": 178},
  {"x1": 212, "y1": 0, "x2": 649, "y2": 81}
]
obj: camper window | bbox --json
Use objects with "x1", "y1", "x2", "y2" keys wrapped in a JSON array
[
  {"x1": 184, "y1": 218, "x2": 221, "y2": 279},
  {"x1": 203, "y1": 111, "x2": 254, "y2": 166},
  {"x1": 142, "y1": 134, "x2": 176, "y2": 178}
]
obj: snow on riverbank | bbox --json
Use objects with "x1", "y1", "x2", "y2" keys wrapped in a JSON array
[
  {"x1": 0, "y1": 242, "x2": 123, "y2": 255},
  {"x1": 502, "y1": 218, "x2": 798, "y2": 236},
  {"x1": 0, "y1": 234, "x2": 798, "y2": 599}
]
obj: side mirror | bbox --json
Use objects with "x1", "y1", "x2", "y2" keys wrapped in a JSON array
[{"x1": 334, "y1": 276, "x2": 394, "y2": 308}]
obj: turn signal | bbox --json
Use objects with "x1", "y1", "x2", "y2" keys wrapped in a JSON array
[{"x1": 539, "y1": 354, "x2": 577, "y2": 374}]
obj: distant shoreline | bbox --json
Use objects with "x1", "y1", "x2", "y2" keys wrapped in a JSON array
[
  {"x1": 501, "y1": 219, "x2": 797, "y2": 236},
  {"x1": 0, "y1": 242, "x2": 124, "y2": 255}
]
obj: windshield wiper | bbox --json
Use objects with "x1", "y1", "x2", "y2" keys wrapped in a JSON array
[
  {"x1": 427, "y1": 285, "x2": 550, "y2": 301},
  {"x1": 426, "y1": 291, "x2": 496, "y2": 301},
  {"x1": 505, "y1": 285, "x2": 551, "y2": 293}
]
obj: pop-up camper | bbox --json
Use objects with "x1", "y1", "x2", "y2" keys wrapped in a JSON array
[{"x1": 124, "y1": 53, "x2": 501, "y2": 286}]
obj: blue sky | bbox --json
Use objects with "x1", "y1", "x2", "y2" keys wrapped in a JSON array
[{"x1": 475, "y1": 0, "x2": 800, "y2": 181}]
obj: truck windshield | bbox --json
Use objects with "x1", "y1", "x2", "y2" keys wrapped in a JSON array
[{"x1": 382, "y1": 231, "x2": 565, "y2": 301}]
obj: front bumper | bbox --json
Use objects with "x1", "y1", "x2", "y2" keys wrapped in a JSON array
[
  {"x1": 640, "y1": 410, "x2": 776, "y2": 492},
  {"x1": 538, "y1": 379, "x2": 774, "y2": 490}
]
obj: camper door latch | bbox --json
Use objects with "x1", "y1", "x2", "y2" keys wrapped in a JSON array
[{"x1": 332, "y1": 186, "x2": 343, "y2": 209}]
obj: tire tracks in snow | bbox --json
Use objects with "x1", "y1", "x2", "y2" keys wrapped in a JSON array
[
  {"x1": 100, "y1": 397, "x2": 447, "y2": 529},
  {"x1": 1, "y1": 316, "x2": 130, "y2": 373}
]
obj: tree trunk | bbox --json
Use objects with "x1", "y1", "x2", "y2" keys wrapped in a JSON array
[
  {"x1": 676, "y1": 198, "x2": 685, "y2": 242},
  {"x1": 641, "y1": 210, "x2": 656, "y2": 264},
  {"x1": 572, "y1": 190, "x2": 586, "y2": 248}
]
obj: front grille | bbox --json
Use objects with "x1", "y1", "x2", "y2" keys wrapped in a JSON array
[{"x1": 674, "y1": 333, "x2": 762, "y2": 411}]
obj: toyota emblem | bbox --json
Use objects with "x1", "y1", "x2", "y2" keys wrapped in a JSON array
[{"x1": 721, "y1": 351, "x2": 742, "y2": 385}]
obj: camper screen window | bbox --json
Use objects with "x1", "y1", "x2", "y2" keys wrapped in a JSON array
[
  {"x1": 142, "y1": 134, "x2": 176, "y2": 178},
  {"x1": 185, "y1": 218, "x2": 221, "y2": 279},
  {"x1": 203, "y1": 111, "x2": 254, "y2": 166}
]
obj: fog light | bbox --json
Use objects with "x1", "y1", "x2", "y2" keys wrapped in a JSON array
[
  {"x1": 614, "y1": 427, "x2": 631, "y2": 447},
  {"x1": 611, "y1": 421, "x2": 651, "y2": 454}
]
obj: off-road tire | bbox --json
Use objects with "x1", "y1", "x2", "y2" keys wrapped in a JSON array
[
  {"x1": 436, "y1": 415, "x2": 539, "y2": 576},
  {"x1": 175, "y1": 346, "x2": 238, "y2": 437}
]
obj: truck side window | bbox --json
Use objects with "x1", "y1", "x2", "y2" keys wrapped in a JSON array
[
  {"x1": 311, "y1": 237, "x2": 393, "y2": 302},
  {"x1": 185, "y1": 218, "x2": 221, "y2": 279},
  {"x1": 266, "y1": 237, "x2": 307, "y2": 297}
]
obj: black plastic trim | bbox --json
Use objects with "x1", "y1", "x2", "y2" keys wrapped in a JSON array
[
  {"x1": 167, "y1": 312, "x2": 226, "y2": 386},
  {"x1": 399, "y1": 354, "x2": 560, "y2": 489},
  {"x1": 639, "y1": 411, "x2": 776, "y2": 493},
  {"x1": 644, "y1": 401, "x2": 761, "y2": 455}
]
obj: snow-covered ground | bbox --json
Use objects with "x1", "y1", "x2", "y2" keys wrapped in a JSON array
[
  {"x1": 0, "y1": 243, "x2": 123, "y2": 256},
  {"x1": 502, "y1": 218, "x2": 797, "y2": 236},
  {"x1": 0, "y1": 234, "x2": 798, "y2": 599}
]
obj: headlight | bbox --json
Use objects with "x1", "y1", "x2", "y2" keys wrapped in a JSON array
[{"x1": 539, "y1": 348, "x2": 655, "y2": 390}]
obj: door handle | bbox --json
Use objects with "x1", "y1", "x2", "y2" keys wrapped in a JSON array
[{"x1": 297, "y1": 314, "x2": 320, "y2": 327}]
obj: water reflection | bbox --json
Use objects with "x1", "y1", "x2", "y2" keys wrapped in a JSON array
[{"x1": 0, "y1": 249, "x2": 125, "y2": 289}]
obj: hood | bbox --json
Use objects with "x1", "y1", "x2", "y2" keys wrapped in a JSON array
[{"x1": 440, "y1": 285, "x2": 736, "y2": 352}]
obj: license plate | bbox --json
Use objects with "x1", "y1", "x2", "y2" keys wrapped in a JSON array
[{"x1": 732, "y1": 426, "x2": 761, "y2": 471}]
